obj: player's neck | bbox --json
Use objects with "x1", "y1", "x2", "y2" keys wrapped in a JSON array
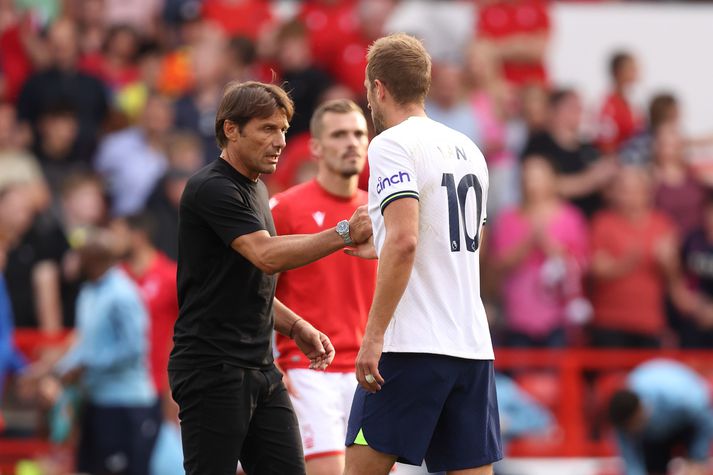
[
  {"x1": 386, "y1": 103, "x2": 427, "y2": 129},
  {"x1": 221, "y1": 150, "x2": 259, "y2": 181},
  {"x1": 316, "y1": 172, "x2": 358, "y2": 198}
]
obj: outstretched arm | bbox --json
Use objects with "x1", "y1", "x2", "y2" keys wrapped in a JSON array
[{"x1": 233, "y1": 205, "x2": 372, "y2": 274}]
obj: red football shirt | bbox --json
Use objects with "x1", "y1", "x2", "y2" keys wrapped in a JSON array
[
  {"x1": 122, "y1": 252, "x2": 178, "y2": 394},
  {"x1": 596, "y1": 92, "x2": 642, "y2": 154},
  {"x1": 201, "y1": 0, "x2": 274, "y2": 40},
  {"x1": 271, "y1": 180, "x2": 377, "y2": 372},
  {"x1": 477, "y1": 0, "x2": 550, "y2": 86}
]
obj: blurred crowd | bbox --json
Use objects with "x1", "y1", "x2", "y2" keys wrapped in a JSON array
[{"x1": 1, "y1": 0, "x2": 713, "y2": 472}]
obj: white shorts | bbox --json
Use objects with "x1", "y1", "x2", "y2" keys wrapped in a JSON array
[{"x1": 287, "y1": 369, "x2": 356, "y2": 460}]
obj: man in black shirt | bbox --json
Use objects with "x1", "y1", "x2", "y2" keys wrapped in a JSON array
[
  {"x1": 169, "y1": 81, "x2": 372, "y2": 475},
  {"x1": 522, "y1": 89, "x2": 617, "y2": 217}
]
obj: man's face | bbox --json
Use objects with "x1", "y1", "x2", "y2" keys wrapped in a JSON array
[
  {"x1": 313, "y1": 111, "x2": 368, "y2": 178},
  {"x1": 365, "y1": 77, "x2": 386, "y2": 135},
  {"x1": 233, "y1": 111, "x2": 289, "y2": 178}
]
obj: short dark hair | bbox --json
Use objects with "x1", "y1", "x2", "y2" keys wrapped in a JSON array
[
  {"x1": 608, "y1": 389, "x2": 641, "y2": 428},
  {"x1": 215, "y1": 81, "x2": 295, "y2": 149},
  {"x1": 610, "y1": 51, "x2": 633, "y2": 79},
  {"x1": 649, "y1": 93, "x2": 678, "y2": 131},
  {"x1": 310, "y1": 99, "x2": 365, "y2": 138},
  {"x1": 549, "y1": 88, "x2": 577, "y2": 110},
  {"x1": 60, "y1": 171, "x2": 105, "y2": 199},
  {"x1": 125, "y1": 211, "x2": 157, "y2": 243}
]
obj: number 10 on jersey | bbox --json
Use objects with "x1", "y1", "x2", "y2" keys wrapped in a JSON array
[{"x1": 441, "y1": 173, "x2": 483, "y2": 253}]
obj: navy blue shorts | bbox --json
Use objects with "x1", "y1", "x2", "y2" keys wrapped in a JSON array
[{"x1": 346, "y1": 353, "x2": 502, "y2": 473}]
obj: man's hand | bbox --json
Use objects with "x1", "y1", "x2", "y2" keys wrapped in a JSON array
[
  {"x1": 355, "y1": 336, "x2": 385, "y2": 393},
  {"x1": 344, "y1": 236, "x2": 378, "y2": 260},
  {"x1": 348, "y1": 205, "x2": 373, "y2": 244},
  {"x1": 37, "y1": 375, "x2": 62, "y2": 408},
  {"x1": 292, "y1": 320, "x2": 335, "y2": 371}
]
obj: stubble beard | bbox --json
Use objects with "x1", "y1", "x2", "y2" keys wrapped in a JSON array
[{"x1": 371, "y1": 109, "x2": 386, "y2": 135}]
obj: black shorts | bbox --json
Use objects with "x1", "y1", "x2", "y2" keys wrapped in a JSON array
[
  {"x1": 169, "y1": 363, "x2": 304, "y2": 475},
  {"x1": 77, "y1": 400, "x2": 161, "y2": 475},
  {"x1": 346, "y1": 353, "x2": 502, "y2": 473}
]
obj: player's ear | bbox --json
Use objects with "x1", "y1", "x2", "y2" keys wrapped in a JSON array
[
  {"x1": 374, "y1": 79, "x2": 387, "y2": 102},
  {"x1": 309, "y1": 137, "x2": 322, "y2": 161},
  {"x1": 224, "y1": 119, "x2": 240, "y2": 143}
]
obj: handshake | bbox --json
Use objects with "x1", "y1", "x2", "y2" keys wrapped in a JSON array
[{"x1": 342, "y1": 205, "x2": 377, "y2": 260}]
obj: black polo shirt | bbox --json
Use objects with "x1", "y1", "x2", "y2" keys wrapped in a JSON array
[{"x1": 169, "y1": 158, "x2": 277, "y2": 370}]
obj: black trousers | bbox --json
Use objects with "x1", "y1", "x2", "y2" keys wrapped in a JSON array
[
  {"x1": 642, "y1": 423, "x2": 695, "y2": 475},
  {"x1": 169, "y1": 363, "x2": 305, "y2": 475},
  {"x1": 76, "y1": 400, "x2": 161, "y2": 475}
]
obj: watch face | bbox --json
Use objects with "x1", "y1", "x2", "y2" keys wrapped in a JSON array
[{"x1": 337, "y1": 221, "x2": 349, "y2": 234}]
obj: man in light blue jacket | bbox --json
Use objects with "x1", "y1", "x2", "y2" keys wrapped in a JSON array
[
  {"x1": 608, "y1": 359, "x2": 713, "y2": 475},
  {"x1": 38, "y1": 227, "x2": 160, "y2": 475}
]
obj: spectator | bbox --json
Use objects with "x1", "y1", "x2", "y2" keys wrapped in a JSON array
[
  {"x1": 495, "y1": 372, "x2": 553, "y2": 452},
  {"x1": 94, "y1": 92, "x2": 172, "y2": 216},
  {"x1": 112, "y1": 212, "x2": 178, "y2": 397},
  {"x1": 274, "y1": 19, "x2": 333, "y2": 137},
  {"x1": 1, "y1": 152, "x2": 67, "y2": 332},
  {"x1": 0, "y1": 101, "x2": 31, "y2": 152},
  {"x1": 173, "y1": 29, "x2": 228, "y2": 164},
  {"x1": 465, "y1": 40, "x2": 519, "y2": 219},
  {"x1": 596, "y1": 51, "x2": 642, "y2": 154},
  {"x1": 104, "y1": 0, "x2": 163, "y2": 34},
  {"x1": 225, "y1": 35, "x2": 260, "y2": 84},
  {"x1": 33, "y1": 103, "x2": 91, "y2": 200},
  {"x1": 589, "y1": 166, "x2": 678, "y2": 348},
  {"x1": 57, "y1": 172, "x2": 109, "y2": 327},
  {"x1": 608, "y1": 359, "x2": 713, "y2": 475},
  {"x1": 17, "y1": 19, "x2": 108, "y2": 158},
  {"x1": 652, "y1": 122, "x2": 707, "y2": 238},
  {"x1": 518, "y1": 84, "x2": 549, "y2": 139},
  {"x1": 0, "y1": 182, "x2": 34, "y2": 414},
  {"x1": 619, "y1": 92, "x2": 679, "y2": 167},
  {"x1": 145, "y1": 131, "x2": 203, "y2": 260},
  {"x1": 201, "y1": 0, "x2": 275, "y2": 40},
  {"x1": 492, "y1": 156, "x2": 589, "y2": 347},
  {"x1": 73, "y1": 0, "x2": 107, "y2": 59},
  {"x1": 298, "y1": 0, "x2": 396, "y2": 96},
  {"x1": 476, "y1": 0, "x2": 551, "y2": 88},
  {"x1": 523, "y1": 88, "x2": 617, "y2": 218},
  {"x1": 115, "y1": 41, "x2": 164, "y2": 121},
  {"x1": 677, "y1": 193, "x2": 713, "y2": 348},
  {"x1": 426, "y1": 59, "x2": 481, "y2": 145},
  {"x1": 25, "y1": 226, "x2": 160, "y2": 475},
  {"x1": 0, "y1": 6, "x2": 34, "y2": 102},
  {"x1": 80, "y1": 24, "x2": 142, "y2": 97}
]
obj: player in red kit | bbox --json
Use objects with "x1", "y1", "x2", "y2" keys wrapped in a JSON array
[
  {"x1": 113, "y1": 212, "x2": 178, "y2": 396},
  {"x1": 270, "y1": 99, "x2": 376, "y2": 475}
]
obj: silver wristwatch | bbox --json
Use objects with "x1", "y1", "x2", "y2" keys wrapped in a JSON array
[{"x1": 335, "y1": 219, "x2": 353, "y2": 246}]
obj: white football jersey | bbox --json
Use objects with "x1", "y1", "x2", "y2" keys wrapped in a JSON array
[{"x1": 368, "y1": 116, "x2": 494, "y2": 360}]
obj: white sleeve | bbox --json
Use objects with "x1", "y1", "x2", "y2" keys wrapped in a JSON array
[{"x1": 368, "y1": 135, "x2": 419, "y2": 215}]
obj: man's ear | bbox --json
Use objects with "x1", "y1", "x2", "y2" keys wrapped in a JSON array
[
  {"x1": 309, "y1": 137, "x2": 322, "y2": 161},
  {"x1": 223, "y1": 120, "x2": 239, "y2": 143},
  {"x1": 374, "y1": 79, "x2": 387, "y2": 102}
]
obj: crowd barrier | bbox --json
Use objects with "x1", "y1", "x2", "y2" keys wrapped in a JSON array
[{"x1": 3, "y1": 330, "x2": 713, "y2": 470}]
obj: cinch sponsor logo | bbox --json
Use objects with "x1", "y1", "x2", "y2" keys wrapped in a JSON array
[{"x1": 376, "y1": 171, "x2": 411, "y2": 194}]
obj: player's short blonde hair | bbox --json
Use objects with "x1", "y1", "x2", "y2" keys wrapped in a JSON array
[
  {"x1": 366, "y1": 33, "x2": 431, "y2": 106},
  {"x1": 309, "y1": 99, "x2": 365, "y2": 139}
]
